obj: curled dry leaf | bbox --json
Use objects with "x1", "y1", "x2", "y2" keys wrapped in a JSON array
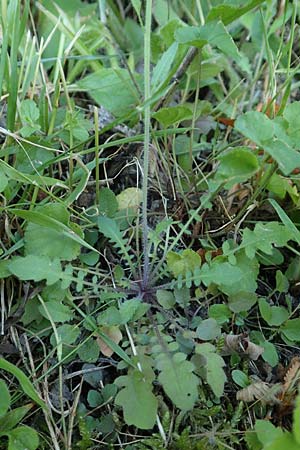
[
  {"x1": 281, "y1": 357, "x2": 300, "y2": 398},
  {"x1": 226, "y1": 182, "x2": 250, "y2": 213},
  {"x1": 237, "y1": 381, "x2": 282, "y2": 403},
  {"x1": 97, "y1": 326, "x2": 122, "y2": 357},
  {"x1": 222, "y1": 333, "x2": 264, "y2": 360}
]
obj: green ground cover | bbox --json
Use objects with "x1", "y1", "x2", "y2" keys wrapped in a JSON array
[{"x1": 1, "y1": 1, "x2": 300, "y2": 448}]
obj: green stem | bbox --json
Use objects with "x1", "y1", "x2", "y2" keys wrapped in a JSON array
[
  {"x1": 286, "y1": 0, "x2": 297, "y2": 80},
  {"x1": 142, "y1": 0, "x2": 152, "y2": 289},
  {"x1": 94, "y1": 106, "x2": 100, "y2": 204}
]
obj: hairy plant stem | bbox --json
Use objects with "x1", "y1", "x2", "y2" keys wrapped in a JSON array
[{"x1": 142, "y1": 0, "x2": 152, "y2": 290}]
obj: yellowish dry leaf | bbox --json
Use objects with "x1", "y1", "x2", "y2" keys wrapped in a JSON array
[{"x1": 97, "y1": 326, "x2": 122, "y2": 357}]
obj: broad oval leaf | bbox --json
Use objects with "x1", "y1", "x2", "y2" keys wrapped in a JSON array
[
  {"x1": 263, "y1": 432, "x2": 299, "y2": 450},
  {"x1": 216, "y1": 147, "x2": 259, "y2": 188},
  {"x1": 207, "y1": 0, "x2": 265, "y2": 25},
  {"x1": 0, "y1": 404, "x2": 34, "y2": 432},
  {"x1": 115, "y1": 370, "x2": 158, "y2": 429},
  {"x1": 153, "y1": 106, "x2": 193, "y2": 128},
  {"x1": 235, "y1": 111, "x2": 274, "y2": 144},
  {"x1": 263, "y1": 139, "x2": 300, "y2": 176},
  {"x1": 77, "y1": 68, "x2": 142, "y2": 117},
  {"x1": 232, "y1": 370, "x2": 249, "y2": 388},
  {"x1": 196, "y1": 318, "x2": 221, "y2": 340},
  {"x1": 24, "y1": 203, "x2": 81, "y2": 261},
  {"x1": 195, "y1": 343, "x2": 226, "y2": 397},
  {"x1": 156, "y1": 352, "x2": 199, "y2": 410},
  {"x1": 281, "y1": 319, "x2": 300, "y2": 342},
  {"x1": 8, "y1": 255, "x2": 62, "y2": 286},
  {"x1": 5, "y1": 425, "x2": 39, "y2": 450},
  {"x1": 0, "y1": 380, "x2": 10, "y2": 418},
  {"x1": 116, "y1": 187, "x2": 142, "y2": 211},
  {"x1": 255, "y1": 419, "x2": 283, "y2": 447}
]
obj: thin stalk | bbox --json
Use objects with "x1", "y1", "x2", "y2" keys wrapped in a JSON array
[
  {"x1": 38, "y1": 295, "x2": 68, "y2": 445},
  {"x1": 189, "y1": 49, "x2": 201, "y2": 185},
  {"x1": 0, "y1": 2, "x2": 9, "y2": 100},
  {"x1": 260, "y1": 7, "x2": 276, "y2": 98},
  {"x1": 195, "y1": 0, "x2": 205, "y2": 25},
  {"x1": 94, "y1": 106, "x2": 100, "y2": 204},
  {"x1": 7, "y1": 0, "x2": 21, "y2": 132},
  {"x1": 47, "y1": 81, "x2": 60, "y2": 136},
  {"x1": 286, "y1": 0, "x2": 297, "y2": 80},
  {"x1": 141, "y1": 0, "x2": 152, "y2": 289}
]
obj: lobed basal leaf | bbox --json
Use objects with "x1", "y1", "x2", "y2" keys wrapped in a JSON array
[{"x1": 155, "y1": 351, "x2": 199, "y2": 410}]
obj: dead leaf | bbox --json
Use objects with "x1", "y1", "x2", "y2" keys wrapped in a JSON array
[
  {"x1": 97, "y1": 326, "x2": 122, "y2": 357},
  {"x1": 226, "y1": 183, "x2": 250, "y2": 213},
  {"x1": 216, "y1": 117, "x2": 235, "y2": 127},
  {"x1": 237, "y1": 381, "x2": 282, "y2": 403},
  {"x1": 256, "y1": 98, "x2": 280, "y2": 118},
  {"x1": 222, "y1": 333, "x2": 264, "y2": 360},
  {"x1": 281, "y1": 357, "x2": 300, "y2": 398}
]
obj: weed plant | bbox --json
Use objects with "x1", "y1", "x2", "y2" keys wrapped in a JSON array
[{"x1": 1, "y1": 1, "x2": 300, "y2": 449}]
